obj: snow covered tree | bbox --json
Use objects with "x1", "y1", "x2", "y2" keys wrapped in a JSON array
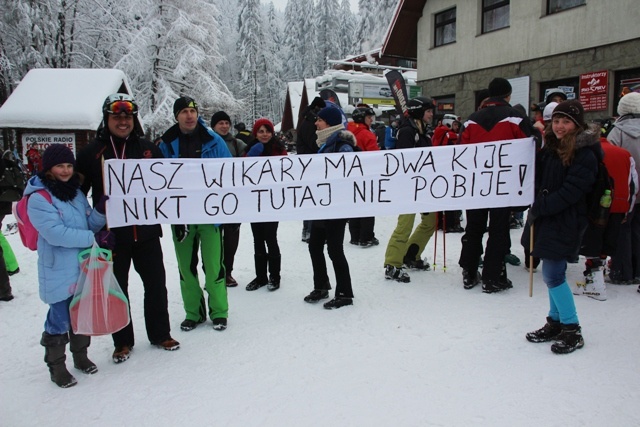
[
  {"x1": 236, "y1": 0, "x2": 267, "y2": 123},
  {"x1": 281, "y1": 0, "x2": 305, "y2": 81},
  {"x1": 261, "y1": 2, "x2": 285, "y2": 121},
  {"x1": 313, "y1": 0, "x2": 341, "y2": 72},
  {"x1": 355, "y1": 0, "x2": 376, "y2": 53},
  {"x1": 115, "y1": 0, "x2": 239, "y2": 136},
  {"x1": 338, "y1": 0, "x2": 357, "y2": 59},
  {"x1": 355, "y1": 0, "x2": 396, "y2": 53}
]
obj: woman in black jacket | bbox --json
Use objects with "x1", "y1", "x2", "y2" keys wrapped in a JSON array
[{"x1": 522, "y1": 100, "x2": 599, "y2": 354}]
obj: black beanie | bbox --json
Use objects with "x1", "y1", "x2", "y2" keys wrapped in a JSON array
[
  {"x1": 42, "y1": 144, "x2": 75, "y2": 172},
  {"x1": 552, "y1": 100, "x2": 586, "y2": 129},
  {"x1": 210, "y1": 111, "x2": 231, "y2": 128},
  {"x1": 173, "y1": 96, "x2": 198, "y2": 118},
  {"x1": 488, "y1": 78, "x2": 512, "y2": 98}
]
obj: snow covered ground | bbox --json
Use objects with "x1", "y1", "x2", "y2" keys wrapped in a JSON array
[{"x1": 2, "y1": 215, "x2": 640, "y2": 426}]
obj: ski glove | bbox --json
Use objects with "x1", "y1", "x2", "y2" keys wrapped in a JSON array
[
  {"x1": 95, "y1": 195, "x2": 109, "y2": 214},
  {"x1": 173, "y1": 225, "x2": 189, "y2": 243},
  {"x1": 94, "y1": 230, "x2": 115, "y2": 250},
  {"x1": 247, "y1": 143, "x2": 265, "y2": 157}
]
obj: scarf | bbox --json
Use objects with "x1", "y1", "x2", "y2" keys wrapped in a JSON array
[
  {"x1": 39, "y1": 174, "x2": 81, "y2": 202},
  {"x1": 316, "y1": 124, "x2": 345, "y2": 147}
]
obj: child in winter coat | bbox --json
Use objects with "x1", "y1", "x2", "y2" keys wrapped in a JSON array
[
  {"x1": 26, "y1": 144, "x2": 111, "y2": 388},
  {"x1": 522, "y1": 100, "x2": 597, "y2": 354}
]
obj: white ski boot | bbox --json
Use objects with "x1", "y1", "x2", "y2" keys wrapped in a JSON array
[{"x1": 574, "y1": 266, "x2": 607, "y2": 301}]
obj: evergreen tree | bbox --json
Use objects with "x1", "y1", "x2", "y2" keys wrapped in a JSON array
[
  {"x1": 282, "y1": 0, "x2": 305, "y2": 81},
  {"x1": 116, "y1": 0, "x2": 238, "y2": 136},
  {"x1": 262, "y1": 2, "x2": 285, "y2": 121},
  {"x1": 356, "y1": 0, "x2": 396, "y2": 53},
  {"x1": 237, "y1": 0, "x2": 268, "y2": 123},
  {"x1": 338, "y1": 0, "x2": 357, "y2": 59},
  {"x1": 313, "y1": 0, "x2": 341, "y2": 72}
]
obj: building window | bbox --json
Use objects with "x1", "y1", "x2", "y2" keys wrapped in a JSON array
[
  {"x1": 435, "y1": 7, "x2": 456, "y2": 47},
  {"x1": 547, "y1": 0, "x2": 585, "y2": 14},
  {"x1": 482, "y1": 0, "x2": 509, "y2": 33}
]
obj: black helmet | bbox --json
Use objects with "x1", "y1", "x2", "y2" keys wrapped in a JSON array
[
  {"x1": 406, "y1": 96, "x2": 435, "y2": 119},
  {"x1": 351, "y1": 107, "x2": 376, "y2": 123},
  {"x1": 102, "y1": 93, "x2": 139, "y2": 116}
]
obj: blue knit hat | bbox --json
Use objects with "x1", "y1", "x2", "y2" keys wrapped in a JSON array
[{"x1": 317, "y1": 107, "x2": 342, "y2": 126}]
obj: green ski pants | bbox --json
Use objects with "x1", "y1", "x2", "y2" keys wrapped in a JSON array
[
  {"x1": 384, "y1": 213, "x2": 437, "y2": 268},
  {"x1": 172, "y1": 224, "x2": 228, "y2": 322}
]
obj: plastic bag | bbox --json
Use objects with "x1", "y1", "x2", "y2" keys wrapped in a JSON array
[{"x1": 70, "y1": 242, "x2": 130, "y2": 336}]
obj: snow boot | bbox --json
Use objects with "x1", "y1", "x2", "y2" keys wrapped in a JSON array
[
  {"x1": 504, "y1": 253, "x2": 521, "y2": 266},
  {"x1": 304, "y1": 289, "x2": 330, "y2": 303},
  {"x1": 526, "y1": 317, "x2": 562, "y2": 343},
  {"x1": 41, "y1": 332, "x2": 77, "y2": 388},
  {"x1": 574, "y1": 264, "x2": 606, "y2": 301},
  {"x1": 246, "y1": 254, "x2": 269, "y2": 291},
  {"x1": 267, "y1": 254, "x2": 281, "y2": 291},
  {"x1": 69, "y1": 331, "x2": 97, "y2": 374},
  {"x1": 462, "y1": 268, "x2": 480, "y2": 289},
  {"x1": 551, "y1": 324, "x2": 584, "y2": 354},
  {"x1": 384, "y1": 265, "x2": 410, "y2": 283},
  {"x1": 323, "y1": 297, "x2": 353, "y2": 309},
  {"x1": 404, "y1": 245, "x2": 430, "y2": 271}
]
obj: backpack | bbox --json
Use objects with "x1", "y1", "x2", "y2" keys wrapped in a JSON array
[
  {"x1": 0, "y1": 157, "x2": 27, "y2": 202},
  {"x1": 585, "y1": 160, "x2": 614, "y2": 228},
  {"x1": 13, "y1": 189, "x2": 53, "y2": 250}
]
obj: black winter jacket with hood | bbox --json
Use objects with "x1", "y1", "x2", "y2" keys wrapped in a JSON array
[
  {"x1": 76, "y1": 127, "x2": 164, "y2": 244},
  {"x1": 521, "y1": 128, "x2": 600, "y2": 260}
]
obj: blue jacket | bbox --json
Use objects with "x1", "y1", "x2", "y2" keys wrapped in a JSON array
[
  {"x1": 25, "y1": 176, "x2": 106, "y2": 304},
  {"x1": 318, "y1": 129, "x2": 357, "y2": 153},
  {"x1": 159, "y1": 117, "x2": 232, "y2": 159},
  {"x1": 384, "y1": 126, "x2": 397, "y2": 149}
]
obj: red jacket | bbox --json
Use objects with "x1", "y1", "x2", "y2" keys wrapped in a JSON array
[
  {"x1": 460, "y1": 98, "x2": 535, "y2": 145},
  {"x1": 432, "y1": 125, "x2": 458, "y2": 146},
  {"x1": 347, "y1": 122, "x2": 379, "y2": 152},
  {"x1": 601, "y1": 137, "x2": 637, "y2": 214}
]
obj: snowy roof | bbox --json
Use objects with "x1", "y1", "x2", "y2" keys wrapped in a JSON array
[
  {"x1": 304, "y1": 79, "x2": 349, "y2": 110},
  {"x1": 0, "y1": 68, "x2": 133, "y2": 130}
]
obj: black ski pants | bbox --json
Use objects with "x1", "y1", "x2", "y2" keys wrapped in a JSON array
[
  {"x1": 309, "y1": 219, "x2": 353, "y2": 298},
  {"x1": 112, "y1": 237, "x2": 171, "y2": 348},
  {"x1": 459, "y1": 207, "x2": 511, "y2": 282}
]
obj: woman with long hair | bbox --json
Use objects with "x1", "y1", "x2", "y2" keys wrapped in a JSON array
[{"x1": 523, "y1": 100, "x2": 600, "y2": 354}]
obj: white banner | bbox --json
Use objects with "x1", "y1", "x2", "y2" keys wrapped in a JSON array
[{"x1": 104, "y1": 138, "x2": 535, "y2": 227}]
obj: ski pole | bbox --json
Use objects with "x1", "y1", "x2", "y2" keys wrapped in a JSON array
[
  {"x1": 443, "y1": 212, "x2": 447, "y2": 272},
  {"x1": 432, "y1": 212, "x2": 438, "y2": 271},
  {"x1": 529, "y1": 223, "x2": 534, "y2": 297}
]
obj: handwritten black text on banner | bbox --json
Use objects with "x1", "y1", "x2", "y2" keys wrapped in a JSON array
[{"x1": 103, "y1": 138, "x2": 535, "y2": 227}]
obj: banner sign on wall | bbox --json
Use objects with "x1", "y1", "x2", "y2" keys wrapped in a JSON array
[
  {"x1": 579, "y1": 70, "x2": 609, "y2": 111},
  {"x1": 104, "y1": 138, "x2": 535, "y2": 227},
  {"x1": 22, "y1": 133, "x2": 76, "y2": 160}
]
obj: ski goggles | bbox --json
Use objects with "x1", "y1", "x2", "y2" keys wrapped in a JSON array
[{"x1": 106, "y1": 100, "x2": 138, "y2": 115}]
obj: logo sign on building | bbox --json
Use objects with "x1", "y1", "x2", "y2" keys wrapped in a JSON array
[
  {"x1": 579, "y1": 70, "x2": 609, "y2": 112},
  {"x1": 22, "y1": 134, "x2": 76, "y2": 161},
  {"x1": 350, "y1": 82, "x2": 422, "y2": 106}
]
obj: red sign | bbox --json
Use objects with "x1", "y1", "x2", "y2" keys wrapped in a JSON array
[{"x1": 579, "y1": 70, "x2": 608, "y2": 111}]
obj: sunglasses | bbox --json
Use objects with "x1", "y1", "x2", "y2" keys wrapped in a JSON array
[{"x1": 107, "y1": 100, "x2": 137, "y2": 115}]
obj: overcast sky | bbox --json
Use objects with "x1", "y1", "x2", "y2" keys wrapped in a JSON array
[{"x1": 265, "y1": 0, "x2": 359, "y2": 13}]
